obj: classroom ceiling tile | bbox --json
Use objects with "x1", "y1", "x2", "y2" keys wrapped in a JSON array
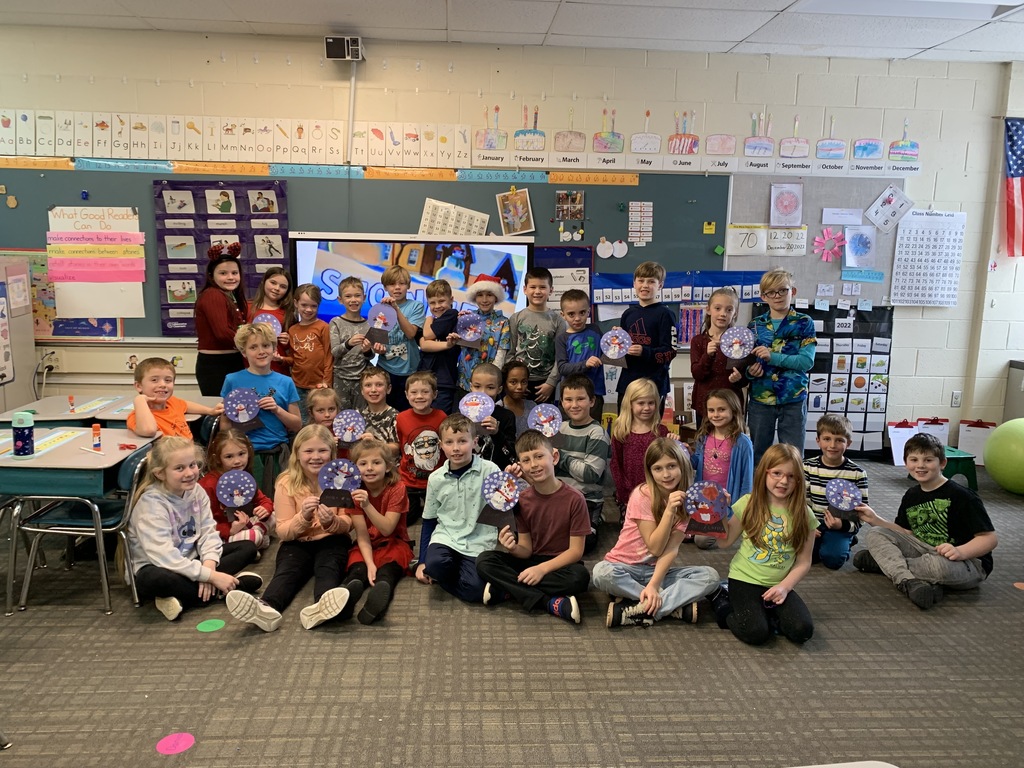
[
  {"x1": 226, "y1": 0, "x2": 447, "y2": 29},
  {"x1": 144, "y1": 18, "x2": 254, "y2": 35},
  {"x1": 747, "y1": 12, "x2": 985, "y2": 48},
  {"x1": 121, "y1": 0, "x2": 245, "y2": 23},
  {"x1": 549, "y1": 4, "x2": 774, "y2": 42},
  {"x1": 932, "y1": 20, "x2": 1024, "y2": 52},
  {"x1": 0, "y1": 10, "x2": 150, "y2": 29},
  {"x1": 450, "y1": 0, "x2": 558, "y2": 34},
  {"x1": 546, "y1": 34, "x2": 734, "y2": 53},
  {"x1": 570, "y1": 0, "x2": 788, "y2": 7},
  {"x1": 731, "y1": 41, "x2": 923, "y2": 60}
]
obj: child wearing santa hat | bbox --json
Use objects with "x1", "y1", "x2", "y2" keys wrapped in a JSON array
[{"x1": 456, "y1": 274, "x2": 511, "y2": 403}]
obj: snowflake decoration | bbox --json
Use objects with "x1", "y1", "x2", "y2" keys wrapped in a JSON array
[{"x1": 813, "y1": 226, "x2": 846, "y2": 263}]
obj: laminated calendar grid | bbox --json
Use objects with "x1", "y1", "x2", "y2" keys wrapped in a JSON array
[{"x1": 891, "y1": 210, "x2": 966, "y2": 307}]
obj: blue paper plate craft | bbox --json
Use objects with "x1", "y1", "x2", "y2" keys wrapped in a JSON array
[
  {"x1": 252, "y1": 312, "x2": 282, "y2": 336},
  {"x1": 456, "y1": 312, "x2": 485, "y2": 342},
  {"x1": 600, "y1": 329, "x2": 631, "y2": 360},
  {"x1": 459, "y1": 391, "x2": 495, "y2": 423},
  {"x1": 825, "y1": 478, "x2": 862, "y2": 512},
  {"x1": 684, "y1": 481, "x2": 730, "y2": 524},
  {"x1": 318, "y1": 458, "x2": 362, "y2": 491},
  {"x1": 367, "y1": 303, "x2": 398, "y2": 333},
  {"x1": 224, "y1": 388, "x2": 260, "y2": 423},
  {"x1": 333, "y1": 410, "x2": 366, "y2": 443},
  {"x1": 481, "y1": 471, "x2": 527, "y2": 512},
  {"x1": 721, "y1": 327, "x2": 756, "y2": 360},
  {"x1": 216, "y1": 469, "x2": 257, "y2": 509},
  {"x1": 527, "y1": 404, "x2": 562, "y2": 438}
]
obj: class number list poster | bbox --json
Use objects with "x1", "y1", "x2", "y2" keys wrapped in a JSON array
[{"x1": 891, "y1": 209, "x2": 966, "y2": 307}]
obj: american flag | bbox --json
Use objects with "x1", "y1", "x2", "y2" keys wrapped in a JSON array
[{"x1": 1004, "y1": 117, "x2": 1024, "y2": 256}]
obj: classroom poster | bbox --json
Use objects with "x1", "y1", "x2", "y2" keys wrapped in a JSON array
[
  {"x1": 0, "y1": 280, "x2": 13, "y2": 386},
  {"x1": 27, "y1": 249, "x2": 123, "y2": 341},
  {"x1": 153, "y1": 180, "x2": 289, "y2": 336}
]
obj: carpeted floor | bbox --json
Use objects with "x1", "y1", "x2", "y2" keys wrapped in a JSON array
[{"x1": 1, "y1": 458, "x2": 1022, "y2": 768}]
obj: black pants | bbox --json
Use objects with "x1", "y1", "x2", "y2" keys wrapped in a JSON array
[
  {"x1": 406, "y1": 487, "x2": 425, "y2": 528},
  {"x1": 345, "y1": 560, "x2": 404, "y2": 616},
  {"x1": 475, "y1": 551, "x2": 590, "y2": 611},
  {"x1": 135, "y1": 540, "x2": 257, "y2": 608},
  {"x1": 261, "y1": 537, "x2": 350, "y2": 613},
  {"x1": 726, "y1": 577, "x2": 813, "y2": 646},
  {"x1": 385, "y1": 374, "x2": 411, "y2": 413},
  {"x1": 195, "y1": 351, "x2": 245, "y2": 396}
]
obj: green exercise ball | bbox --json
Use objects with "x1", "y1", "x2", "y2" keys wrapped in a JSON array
[{"x1": 984, "y1": 418, "x2": 1024, "y2": 495}]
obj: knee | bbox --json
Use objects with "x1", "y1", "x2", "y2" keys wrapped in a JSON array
[
  {"x1": 863, "y1": 527, "x2": 889, "y2": 548},
  {"x1": 783, "y1": 620, "x2": 814, "y2": 644},
  {"x1": 728, "y1": 615, "x2": 772, "y2": 646},
  {"x1": 820, "y1": 554, "x2": 847, "y2": 571}
]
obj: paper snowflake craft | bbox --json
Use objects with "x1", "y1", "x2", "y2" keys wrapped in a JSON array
[{"x1": 813, "y1": 227, "x2": 846, "y2": 263}]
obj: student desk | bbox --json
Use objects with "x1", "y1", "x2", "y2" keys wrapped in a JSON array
[
  {"x1": 1, "y1": 427, "x2": 156, "y2": 615},
  {"x1": 0, "y1": 395, "x2": 131, "y2": 429},
  {"x1": 94, "y1": 395, "x2": 222, "y2": 430}
]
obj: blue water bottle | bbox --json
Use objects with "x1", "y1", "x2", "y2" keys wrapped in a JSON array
[{"x1": 12, "y1": 411, "x2": 34, "y2": 459}]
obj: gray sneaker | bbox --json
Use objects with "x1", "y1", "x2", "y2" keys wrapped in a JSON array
[
  {"x1": 226, "y1": 590, "x2": 282, "y2": 632},
  {"x1": 299, "y1": 587, "x2": 351, "y2": 630}
]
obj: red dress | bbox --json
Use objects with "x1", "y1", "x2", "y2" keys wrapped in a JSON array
[{"x1": 346, "y1": 482, "x2": 413, "y2": 571}]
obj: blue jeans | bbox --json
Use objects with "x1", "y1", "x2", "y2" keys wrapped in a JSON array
[
  {"x1": 423, "y1": 543, "x2": 485, "y2": 603},
  {"x1": 590, "y1": 561, "x2": 720, "y2": 621},
  {"x1": 747, "y1": 399, "x2": 808, "y2": 465},
  {"x1": 814, "y1": 524, "x2": 855, "y2": 570}
]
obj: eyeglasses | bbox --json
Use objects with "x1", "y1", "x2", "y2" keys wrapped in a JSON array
[{"x1": 762, "y1": 287, "x2": 792, "y2": 299}]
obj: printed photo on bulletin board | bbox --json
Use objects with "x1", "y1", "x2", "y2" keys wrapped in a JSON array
[{"x1": 496, "y1": 188, "x2": 535, "y2": 236}]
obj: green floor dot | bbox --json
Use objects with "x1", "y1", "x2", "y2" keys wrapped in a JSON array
[{"x1": 196, "y1": 619, "x2": 225, "y2": 633}]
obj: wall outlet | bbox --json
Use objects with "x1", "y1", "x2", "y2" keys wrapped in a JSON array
[
  {"x1": 951, "y1": 390, "x2": 962, "y2": 408},
  {"x1": 38, "y1": 348, "x2": 66, "y2": 373}
]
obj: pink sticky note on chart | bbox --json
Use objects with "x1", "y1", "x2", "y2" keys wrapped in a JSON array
[{"x1": 155, "y1": 732, "x2": 195, "y2": 755}]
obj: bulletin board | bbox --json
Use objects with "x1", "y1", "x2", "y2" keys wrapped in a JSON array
[
  {"x1": 0, "y1": 168, "x2": 729, "y2": 338},
  {"x1": 727, "y1": 176, "x2": 905, "y2": 305}
]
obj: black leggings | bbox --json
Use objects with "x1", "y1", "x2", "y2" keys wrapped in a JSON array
[
  {"x1": 195, "y1": 351, "x2": 245, "y2": 397},
  {"x1": 135, "y1": 540, "x2": 257, "y2": 608},
  {"x1": 726, "y1": 577, "x2": 813, "y2": 646}
]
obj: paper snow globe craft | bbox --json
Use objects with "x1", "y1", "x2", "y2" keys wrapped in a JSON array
[
  {"x1": 721, "y1": 327, "x2": 756, "y2": 370},
  {"x1": 527, "y1": 404, "x2": 562, "y2": 438},
  {"x1": 224, "y1": 388, "x2": 262, "y2": 432},
  {"x1": 825, "y1": 478, "x2": 863, "y2": 522},
  {"x1": 600, "y1": 329, "x2": 631, "y2": 366},
  {"x1": 456, "y1": 312, "x2": 485, "y2": 347},
  {"x1": 252, "y1": 312, "x2": 282, "y2": 336},
  {"x1": 216, "y1": 469, "x2": 257, "y2": 515},
  {"x1": 684, "y1": 481, "x2": 731, "y2": 538},
  {"x1": 365, "y1": 302, "x2": 398, "y2": 347},
  {"x1": 318, "y1": 458, "x2": 361, "y2": 507},
  {"x1": 477, "y1": 470, "x2": 527, "y2": 531},
  {"x1": 459, "y1": 391, "x2": 494, "y2": 423},
  {"x1": 333, "y1": 410, "x2": 366, "y2": 443}
]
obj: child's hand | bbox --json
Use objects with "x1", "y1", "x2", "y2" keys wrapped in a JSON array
[
  {"x1": 746, "y1": 362, "x2": 764, "y2": 378},
  {"x1": 381, "y1": 296, "x2": 396, "y2": 307},
  {"x1": 257, "y1": 395, "x2": 278, "y2": 412},
  {"x1": 497, "y1": 524, "x2": 517, "y2": 551},
  {"x1": 505, "y1": 462, "x2": 523, "y2": 478},
  {"x1": 936, "y1": 543, "x2": 964, "y2": 561},
  {"x1": 366, "y1": 562, "x2": 378, "y2": 585},
  {"x1": 207, "y1": 570, "x2": 238, "y2": 598},
  {"x1": 855, "y1": 504, "x2": 881, "y2": 526},
  {"x1": 272, "y1": 352, "x2": 284, "y2": 362},
  {"x1": 415, "y1": 563, "x2": 432, "y2": 584},
  {"x1": 762, "y1": 585, "x2": 790, "y2": 605},
  {"x1": 627, "y1": 344, "x2": 642, "y2": 357},
  {"x1": 315, "y1": 503, "x2": 334, "y2": 528},
  {"x1": 535, "y1": 382, "x2": 555, "y2": 403},
  {"x1": 585, "y1": 355, "x2": 602, "y2": 368},
  {"x1": 446, "y1": 333, "x2": 459, "y2": 347},
  {"x1": 277, "y1": 332, "x2": 289, "y2": 347},
  {"x1": 707, "y1": 338, "x2": 720, "y2": 356},
  {"x1": 727, "y1": 368, "x2": 743, "y2": 384},
  {"x1": 300, "y1": 496, "x2": 319, "y2": 522},
  {"x1": 372, "y1": 342, "x2": 387, "y2": 355},
  {"x1": 517, "y1": 564, "x2": 546, "y2": 586},
  {"x1": 823, "y1": 509, "x2": 843, "y2": 530},
  {"x1": 349, "y1": 333, "x2": 366, "y2": 348},
  {"x1": 752, "y1": 345, "x2": 772, "y2": 361},
  {"x1": 358, "y1": 431, "x2": 375, "y2": 442},
  {"x1": 253, "y1": 505, "x2": 271, "y2": 521},
  {"x1": 479, "y1": 415, "x2": 498, "y2": 434},
  {"x1": 230, "y1": 513, "x2": 249, "y2": 534},
  {"x1": 351, "y1": 489, "x2": 369, "y2": 509},
  {"x1": 666, "y1": 490, "x2": 686, "y2": 515},
  {"x1": 209, "y1": 402, "x2": 225, "y2": 417},
  {"x1": 638, "y1": 584, "x2": 662, "y2": 616}
]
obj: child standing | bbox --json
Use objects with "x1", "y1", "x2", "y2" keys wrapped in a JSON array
[
  {"x1": 220, "y1": 323, "x2": 302, "y2": 494},
  {"x1": 803, "y1": 414, "x2": 869, "y2": 570},
  {"x1": 378, "y1": 265, "x2": 426, "y2": 412},
  {"x1": 457, "y1": 274, "x2": 511, "y2": 401},
  {"x1": 468, "y1": 362, "x2": 517, "y2": 470},
  {"x1": 199, "y1": 428, "x2": 275, "y2": 551},
  {"x1": 719, "y1": 444, "x2": 818, "y2": 646},
  {"x1": 329, "y1": 276, "x2": 379, "y2": 411},
  {"x1": 357, "y1": 366, "x2": 400, "y2": 458},
  {"x1": 127, "y1": 437, "x2": 261, "y2": 621},
  {"x1": 854, "y1": 433, "x2": 996, "y2": 610},
  {"x1": 746, "y1": 267, "x2": 817, "y2": 465},
  {"x1": 499, "y1": 359, "x2": 535, "y2": 437},
  {"x1": 617, "y1": 261, "x2": 677, "y2": 414},
  {"x1": 226, "y1": 425, "x2": 360, "y2": 632},
  {"x1": 476, "y1": 429, "x2": 591, "y2": 623},
  {"x1": 593, "y1": 438, "x2": 721, "y2": 628},
  {"x1": 194, "y1": 244, "x2": 248, "y2": 396},
  {"x1": 690, "y1": 286, "x2": 747, "y2": 427},
  {"x1": 555, "y1": 374, "x2": 610, "y2": 554},
  {"x1": 690, "y1": 389, "x2": 754, "y2": 549},
  {"x1": 418, "y1": 278, "x2": 460, "y2": 414},
  {"x1": 397, "y1": 371, "x2": 447, "y2": 526},
  {"x1": 344, "y1": 438, "x2": 412, "y2": 624},
  {"x1": 282, "y1": 283, "x2": 333, "y2": 424},
  {"x1": 128, "y1": 357, "x2": 223, "y2": 439},
  {"x1": 306, "y1": 388, "x2": 341, "y2": 430},
  {"x1": 415, "y1": 414, "x2": 500, "y2": 603},
  {"x1": 249, "y1": 266, "x2": 294, "y2": 376},
  {"x1": 508, "y1": 267, "x2": 564, "y2": 403},
  {"x1": 611, "y1": 378, "x2": 669, "y2": 514},
  {"x1": 555, "y1": 288, "x2": 605, "y2": 420}
]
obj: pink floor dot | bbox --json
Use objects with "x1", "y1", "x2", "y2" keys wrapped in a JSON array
[{"x1": 155, "y1": 732, "x2": 195, "y2": 755}]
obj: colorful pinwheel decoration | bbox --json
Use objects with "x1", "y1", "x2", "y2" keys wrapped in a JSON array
[{"x1": 813, "y1": 227, "x2": 846, "y2": 262}]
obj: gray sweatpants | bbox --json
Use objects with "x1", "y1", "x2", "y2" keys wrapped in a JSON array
[{"x1": 864, "y1": 526, "x2": 987, "y2": 590}]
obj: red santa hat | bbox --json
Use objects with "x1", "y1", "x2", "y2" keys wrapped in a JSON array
[{"x1": 465, "y1": 273, "x2": 508, "y2": 304}]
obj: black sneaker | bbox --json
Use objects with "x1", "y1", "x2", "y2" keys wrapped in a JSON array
[
  {"x1": 235, "y1": 572, "x2": 264, "y2": 594},
  {"x1": 338, "y1": 580, "x2": 365, "y2": 621},
  {"x1": 669, "y1": 601, "x2": 699, "y2": 623},
  {"x1": 357, "y1": 581, "x2": 393, "y2": 625},
  {"x1": 853, "y1": 550, "x2": 883, "y2": 574},
  {"x1": 898, "y1": 578, "x2": 942, "y2": 610},
  {"x1": 709, "y1": 585, "x2": 732, "y2": 629},
  {"x1": 606, "y1": 598, "x2": 653, "y2": 628}
]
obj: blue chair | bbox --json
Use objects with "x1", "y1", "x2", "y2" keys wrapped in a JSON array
[
  {"x1": 7, "y1": 444, "x2": 152, "y2": 615},
  {"x1": 0, "y1": 496, "x2": 45, "y2": 569}
]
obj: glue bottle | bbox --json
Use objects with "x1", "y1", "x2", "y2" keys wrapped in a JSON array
[
  {"x1": 12, "y1": 411, "x2": 35, "y2": 460},
  {"x1": 92, "y1": 423, "x2": 102, "y2": 451}
]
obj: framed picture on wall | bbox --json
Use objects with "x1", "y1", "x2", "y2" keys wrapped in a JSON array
[{"x1": 496, "y1": 188, "x2": 535, "y2": 236}]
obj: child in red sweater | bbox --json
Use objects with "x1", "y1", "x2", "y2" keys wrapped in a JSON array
[
  {"x1": 611, "y1": 378, "x2": 668, "y2": 518},
  {"x1": 199, "y1": 428, "x2": 275, "y2": 551}
]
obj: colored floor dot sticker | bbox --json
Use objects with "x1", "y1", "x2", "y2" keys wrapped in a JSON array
[
  {"x1": 252, "y1": 312, "x2": 282, "y2": 336},
  {"x1": 156, "y1": 732, "x2": 195, "y2": 755},
  {"x1": 196, "y1": 619, "x2": 225, "y2": 633}
]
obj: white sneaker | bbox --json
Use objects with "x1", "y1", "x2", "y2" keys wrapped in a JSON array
[
  {"x1": 299, "y1": 587, "x2": 350, "y2": 630},
  {"x1": 226, "y1": 590, "x2": 282, "y2": 632},
  {"x1": 155, "y1": 596, "x2": 182, "y2": 621}
]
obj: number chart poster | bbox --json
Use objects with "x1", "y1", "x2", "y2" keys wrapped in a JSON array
[{"x1": 153, "y1": 180, "x2": 289, "y2": 336}]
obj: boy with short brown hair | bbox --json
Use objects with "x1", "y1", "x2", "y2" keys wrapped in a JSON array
[
  {"x1": 129, "y1": 357, "x2": 224, "y2": 439},
  {"x1": 418, "y1": 278, "x2": 460, "y2": 413},
  {"x1": 379, "y1": 264, "x2": 426, "y2": 412},
  {"x1": 617, "y1": 261, "x2": 677, "y2": 414},
  {"x1": 396, "y1": 371, "x2": 446, "y2": 525}
]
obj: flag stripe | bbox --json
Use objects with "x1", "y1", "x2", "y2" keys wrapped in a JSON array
[{"x1": 1004, "y1": 118, "x2": 1024, "y2": 257}]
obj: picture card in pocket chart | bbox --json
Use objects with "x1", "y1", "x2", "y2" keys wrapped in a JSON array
[{"x1": 957, "y1": 420, "x2": 996, "y2": 465}]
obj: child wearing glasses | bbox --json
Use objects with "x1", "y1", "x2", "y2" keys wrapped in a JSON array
[{"x1": 745, "y1": 268, "x2": 817, "y2": 465}]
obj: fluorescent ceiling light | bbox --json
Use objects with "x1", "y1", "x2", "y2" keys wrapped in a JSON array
[{"x1": 793, "y1": 0, "x2": 1024, "y2": 20}]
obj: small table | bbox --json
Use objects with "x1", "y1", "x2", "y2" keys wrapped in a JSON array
[
  {"x1": 942, "y1": 446, "x2": 979, "y2": 491},
  {"x1": 0, "y1": 395, "x2": 132, "y2": 429}
]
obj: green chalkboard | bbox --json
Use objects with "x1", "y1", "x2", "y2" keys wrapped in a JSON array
[{"x1": 0, "y1": 169, "x2": 728, "y2": 337}]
